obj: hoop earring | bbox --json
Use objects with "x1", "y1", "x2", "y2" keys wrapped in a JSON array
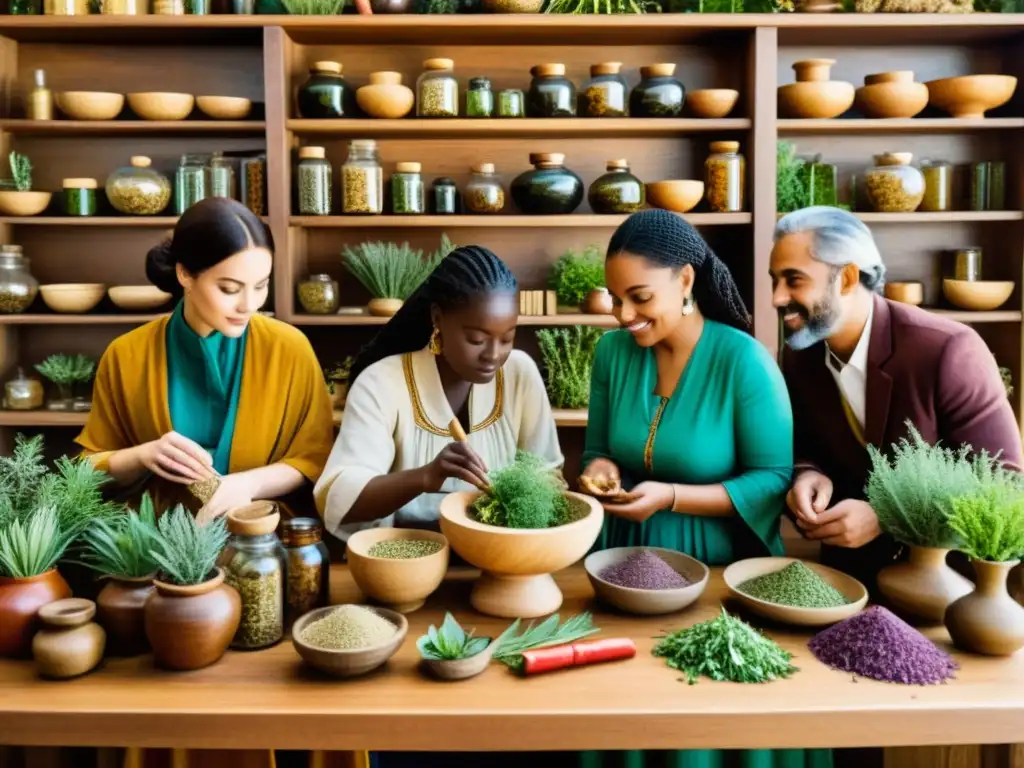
[
  {"x1": 682, "y1": 294, "x2": 695, "y2": 316},
  {"x1": 429, "y1": 326, "x2": 442, "y2": 355}
]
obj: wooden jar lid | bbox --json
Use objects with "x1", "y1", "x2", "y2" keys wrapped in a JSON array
[
  {"x1": 423, "y1": 58, "x2": 455, "y2": 71},
  {"x1": 130, "y1": 156, "x2": 152, "y2": 168},
  {"x1": 641, "y1": 63, "x2": 676, "y2": 78},
  {"x1": 63, "y1": 178, "x2": 98, "y2": 189},
  {"x1": 472, "y1": 162, "x2": 496, "y2": 174},
  {"x1": 368, "y1": 71, "x2": 402, "y2": 85},
  {"x1": 607, "y1": 159, "x2": 629, "y2": 170},
  {"x1": 396, "y1": 162, "x2": 422, "y2": 173},
  {"x1": 591, "y1": 62, "x2": 623, "y2": 76},
  {"x1": 709, "y1": 141, "x2": 740, "y2": 154},
  {"x1": 875, "y1": 152, "x2": 913, "y2": 166},
  {"x1": 532, "y1": 63, "x2": 566, "y2": 78},
  {"x1": 530, "y1": 152, "x2": 565, "y2": 167},
  {"x1": 299, "y1": 146, "x2": 326, "y2": 160},
  {"x1": 312, "y1": 61, "x2": 342, "y2": 75}
]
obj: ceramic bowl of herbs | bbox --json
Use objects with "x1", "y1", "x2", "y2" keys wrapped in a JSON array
[
  {"x1": 417, "y1": 612, "x2": 494, "y2": 681},
  {"x1": 291, "y1": 604, "x2": 408, "y2": 678},
  {"x1": 346, "y1": 528, "x2": 450, "y2": 614},
  {"x1": 584, "y1": 547, "x2": 709, "y2": 616},
  {"x1": 723, "y1": 557, "x2": 868, "y2": 627}
]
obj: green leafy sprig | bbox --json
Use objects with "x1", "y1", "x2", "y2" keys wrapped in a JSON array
[
  {"x1": 0, "y1": 507, "x2": 76, "y2": 579},
  {"x1": 342, "y1": 234, "x2": 455, "y2": 301},
  {"x1": 417, "y1": 613, "x2": 491, "y2": 661},
  {"x1": 471, "y1": 451, "x2": 570, "y2": 529},
  {"x1": 948, "y1": 486, "x2": 1024, "y2": 563},
  {"x1": 536, "y1": 326, "x2": 603, "y2": 409},
  {"x1": 150, "y1": 506, "x2": 229, "y2": 586},
  {"x1": 491, "y1": 612, "x2": 599, "y2": 672},
  {"x1": 81, "y1": 493, "x2": 161, "y2": 579},
  {"x1": 8, "y1": 151, "x2": 32, "y2": 192},
  {"x1": 35, "y1": 354, "x2": 95, "y2": 386},
  {"x1": 281, "y1": 0, "x2": 344, "y2": 12},
  {"x1": 547, "y1": 245, "x2": 605, "y2": 307}
]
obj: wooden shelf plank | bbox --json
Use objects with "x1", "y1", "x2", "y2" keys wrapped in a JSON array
[
  {"x1": 0, "y1": 216, "x2": 269, "y2": 227},
  {"x1": 292, "y1": 312, "x2": 620, "y2": 327},
  {"x1": 778, "y1": 118, "x2": 1024, "y2": 134},
  {"x1": 927, "y1": 309, "x2": 1023, "y2": 323},
  {"x1": 287, "y1": 118, "x2": 752, "y2": 138},
  {"x1": 854, "y1": 211, "x2": 1024, "y2": 223},
  {"x1": 0, "y1": 314, "x2": 165, "y2": 325},
  {"x1": 0, "y1": 120, "x2": 267, "y2": 135},
  {"x1": 291, "y1": 213, "x2": 751, "y2": 228}
]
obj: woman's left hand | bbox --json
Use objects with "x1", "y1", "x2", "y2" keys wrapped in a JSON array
[
  {"x1": 197, "y1": 473, "x2": 254, "y2": 524},
  {"x1": 602, "y1": 482, "x2": 674, "y2": 523}
]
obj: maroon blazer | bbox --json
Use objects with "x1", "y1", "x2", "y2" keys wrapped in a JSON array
[{"x1": 782, "y1": 293, "x2": 1022, "y2": 587}]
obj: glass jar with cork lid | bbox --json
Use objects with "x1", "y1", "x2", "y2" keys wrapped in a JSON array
[
  {"x1": 588, "y1": 160, "x2": 645, "y2": 215},
  {"x1": 63, "y1": 178, "x2": 98, "y2": 217},
  {"x1": 417, "y1": 59, "x2": 459, "y2": 118},
  {"x1": 582, "y1": 62, "x2": 628, "y2": 118},
  {"x1": 280, "y1": 518, "x2": 330, "y2": 631},
  {"x1": 4, "y1": 368, "x2": 43, "y2": 411},
  {"x1": 342, "y1": 139, "x2": 383, "y2": 214},
  {"x1": 297, "y1": 61, "x2": 357, "y2": 119},
  {"x1": 391, "y1": 162, "x2": 424, "y2": 215},
  {"x1": 704, "y1": 141, "x2": 745, "y2": 213},
  {"x1": 0, "y1": 245, "x2": 38, "y2": 315},
  {"x1": 297, "y1": 146, "x2": 331, "y2": 216},
  {"x1": 465, "y1": 163, "x2": 505, "y2": 214},
  {"x1": 864, "y1": 152, "x2": 924, "y2": 213},
  {"x1": 528, "y1": 64, "x2": 576, "y2": 117},
  {"x1": 105, "y1": 156, "x2": 171, "y2": 216},
  {"x1": 630, "y1": 63, "x2": 685, "y2": 118},
  {"x1": 466, "y1": 77, "x2": 494, "y2": 118}
]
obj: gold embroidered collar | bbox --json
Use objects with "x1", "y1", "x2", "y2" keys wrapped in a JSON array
[{"x1": 402, "y1": 351, "x2": 504, "y2": 437}]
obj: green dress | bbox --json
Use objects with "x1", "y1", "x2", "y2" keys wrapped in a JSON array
[{"x1": 579, "y1": 321, "x2": 832, "y2": 768}]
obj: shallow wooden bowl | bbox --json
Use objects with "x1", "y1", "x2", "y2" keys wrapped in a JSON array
[
  {"x1": 778, "y1": 81, "x2": 855, "y2": 119},
  {"x1": 723, "y1": 557, "x2": 868, "y2": 627},
  {"x1": 942, "y1": 279, "x2": 1014, "y2": 311},
  {"x1": 685, "y1": 89, "x2": 739, "y2": 119},
  {"x1": 55, "y1": 91, "x2": 124, "y2": 121},
  {"x1": 884, "y1": 281, "x2": 924, "y2": 306},
  {"x1": 645, "y1": 180, "x2": 704, "y2": 213},
  {"x1": 196, "y1": 96, "x2": 253, "y2": 120},
  {"x1": 855, "y1": 81, "x2": 929, "y2": 119},
  {"x1": 367, "y1": 298, "x2": 404, "y2": 317},
  {"x1": 108, "y1": 285, "x2": 173, "y2": 311},
  {"x1": 584, "y1": 546, "x2": 709, "y2": 616},
  {"x1": 421, "y1": 639, "x2": 494, "y2": 681},
  {"x1": 346, "y1": 528, "x2": 449, "y2": 614},
  {"x1": 127, "y1": 92, "x2": 195, "y2": 121},
  {"x1": 226, "y1": 501, "x2": 279, "y2": 537},
  {"x1": 926, "y1": 75, "x2": 1017, "y2": 119},
  {"x1": 291, "y1": 605, "x2": 408, "y2": 678},
  {"x1": 0, "y1": 191, "x2": 52, "y2": 217},
  {"x1": 39, "y1": 283, "x2": 105, "y2": 314}
]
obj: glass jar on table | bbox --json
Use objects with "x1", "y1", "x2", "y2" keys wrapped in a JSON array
[
  {"x1": 281, "y1": 517, "x2": 330, "y2": 631},
  {"x1": 221, "y1": 503, "x2": 286, "y2": 651}
]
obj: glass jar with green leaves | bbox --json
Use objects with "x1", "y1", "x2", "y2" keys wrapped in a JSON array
[
  {"x1": 34, "y1": 353, "x2": 95, "y2": 412},
  {"x1": 222, "y1": 503, "x2": 287, "y2": 651},
  {"x1": 548, "y1": 244, "x2": 605, "y2": 310}
]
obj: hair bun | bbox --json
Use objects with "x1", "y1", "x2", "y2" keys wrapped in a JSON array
[{"x1": 145, "y1": 239, "x2": 182, "y2": 298}]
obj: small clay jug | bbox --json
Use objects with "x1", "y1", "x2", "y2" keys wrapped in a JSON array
[
  {"x1": 96, "y1": 575, "x2": 156, "y2": 656},
  {"x1": 144, "y1": 568, "x2": 241, "y2": 671},
  {"x1": 0, "y1": 569, "x2": 72, "y2": 658},
  {"x1": 585, "y1": 288, "x2": 614, "y2": 315},
  {"x1": 32, "y1": 598, "x2": 106, "y2": 679},
  {"x1": 946, "y1": 559, "x2": 1024, "y2": 657},
  {"x1": 877, "y1": 545, "x2": 973, "y2": 625}
]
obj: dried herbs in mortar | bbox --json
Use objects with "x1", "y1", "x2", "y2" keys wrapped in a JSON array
[{"x1": 472, "y1": 451, "x2": 573, "y2": 529}]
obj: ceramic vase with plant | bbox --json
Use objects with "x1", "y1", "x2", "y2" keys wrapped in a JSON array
[
  {"x1": 944, "y1": 481, "x2": 1024, "y2": 656},
  {"x1": 342, "y1": 233, "x2": 456, "y2": 318},
  {"x1": 35, "y1": 354, "x2": 95, "y2": 412},
  {"x1": 0, "y1": 151, "x2": 52, "y2": 217},
  {"x1": 548, "y1": 245, "x2": 605, "y2": 314},
  {"x1": 81, "y1": 493, "x2": 160, "y2": 656},
  {"x1": 418, "y1": 612, "x2": 493, "y2": 681},
  {"x1": 536, "y1": 327, "x2": 604, "y2": 411},
  {"x1": 145, "y1": 506, "x2": 240, "y2": 671},
  {"x1": 324, "y1": 357, "x2": 354, "y2": 410}
]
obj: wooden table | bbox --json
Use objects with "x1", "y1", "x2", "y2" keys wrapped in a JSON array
[{"x1": 1, "y1": 565, "x2": 1023, "y2": 755}]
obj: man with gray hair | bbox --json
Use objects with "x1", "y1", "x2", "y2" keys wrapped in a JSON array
[{"x1": 770, "y1": 206, "x2": 1021, "y2": 589}]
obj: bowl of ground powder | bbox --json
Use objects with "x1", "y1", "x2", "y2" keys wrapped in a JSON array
[
  {"x1": 584, "y1": 547, "x2": 709, "y2": 615},
  {"x1": 346, "y1": 528, "x2": 450, "y2": 614},
  {"x1": 291, "y1": 604, "x2": 408, "y2": 677}
]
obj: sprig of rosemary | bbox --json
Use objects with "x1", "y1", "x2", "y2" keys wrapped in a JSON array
[{"x1": 491, "y1": 612, "x2": 599, "y2": 671}]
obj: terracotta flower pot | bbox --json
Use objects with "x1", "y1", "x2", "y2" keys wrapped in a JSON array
[
  {"x1": 97, "y1": 575, "x2": 156, "y2": 656},
  {"x1": 946, "y1": 559, "x2": 1024, "y2": 657},
  {"x1": 144, "y1": 568, "x2": 241, "y2": 671},
  {"x1": 877, "y1": 545, "x2": 973, "y2": 624},
  {"x1": 584, "y1": 288, "x2": 614, "y2": 315},
  {"x1": 32, "y1": 598, "x2": 106, "y2": 679},
  {"x1": 0, "y1": 570, "x2": 72, "y2": 658}
]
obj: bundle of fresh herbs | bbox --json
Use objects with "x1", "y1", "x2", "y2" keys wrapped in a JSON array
[
  {"x1": 492, "y1": 612, "x2": 599, "y2": 672},
  {"x1": 471, "y1": 451, "x2": 571, "y2": 529},
  {"x1": 548, "y1": 245, "x2": 605, "y2": 307},
  {"x1": 7, "y1": 151, "x2": 32, "y2": 192},
  {"x1": 417, "y1": 613, "x2": 491, "y2": 661},
  {"x1": 150, "y1": 505, "x2": 229, "y2": 586},
  {"x1": 81, "y1": 493, "x2": 161, "y2": 580},
  {"x1": 342, "y1": 234, "x2": 455, "y2": 301},
  {"x1": 948, "y1": 484, "x2": 1024, "y2": 563},
  {"x1": 536, "y1": 326, "x2": 604, "y2": 409}
]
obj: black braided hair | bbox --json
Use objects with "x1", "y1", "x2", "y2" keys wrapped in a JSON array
[
  {"x1": 606, "y1": 209, "x2": 750, "y2": 332},
  {"x1": 349, "y1": 245, "x2": 518, "y2": 385}
]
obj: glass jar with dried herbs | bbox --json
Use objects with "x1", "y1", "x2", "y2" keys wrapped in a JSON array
[
  {"x1": 0, "y1": 245, "x2": 38, "y2": 315},
  {"x1": 466, "y1": 77, "x2": 494, "y2": 119},
  {"x1": 527, "y1": 64, "x2": 576, "y2": 118},
  {"x1": 391, "y1": 162, "x2": 425, "y2": 215},
  {"x1": 342, "y1": 139, "x2": 383, "y2": 214},
  {"x1": 281, "y1": 518, "x2": 330, "y2": 630},
  {"x1": 3, "y1": 368, "x2": 43, "y2": 411},
  {"x1": 240, "y1": 154, "x2": 266, "y2": 216},
  {"x1": 465, "y1": 163, "x2": 505, "y2": 214},
  {"x1": 582, "y1": 62, "x2": 628, "y2": 118},
  {"x1": 498, "y1": 89, "x2": 525, "y2": 118},
  {"x1": 417, "y1": 58, "x2": 459, "y2": 118},
  {"x1": 62, "y1": 178, "x2": 97, "y2": 217},
  {"x1": 207, "y1": 152, "x2": 236, "y2": 200},
  {"x1": 175, "y1": 153, "x2": 209, "y2": 215},
  {"x1": 297, "y1": 146, "x2": 332, "y2": 216},
  {"x1": 921, "y1": 159, "x2": 952, "y2": 213},
  {"x1": 629, "y1": 63, "x2": 685, "y2": 118},
  {"x1": 298, "y1": 274, "x2": 340, "y2": 315},
  {"x1": 106, "y1": 156, "x2": 172, "y2": 216},
  {"x1": 297, "y1": 61, "x2": 357, "y2": 119},
  {"x1": 432, "y1": 177, "x2": 459, "y2": 214},
  {"x1": 864, "y1": 152, "x2": 924, "y2": 213},
  {"x1": 588, "y1": 159, "x2": 645, "y2": 214},
  {"x1": 704, "y1": 141, "x2": 745, "y2": 213},
  {"x1": 222, "y1": 504, "x2": 286, "y2": 650}
]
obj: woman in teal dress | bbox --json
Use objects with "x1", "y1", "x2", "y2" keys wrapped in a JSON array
[{"x1": 578, "y1": 210, "x2": 832, "y2": 768}]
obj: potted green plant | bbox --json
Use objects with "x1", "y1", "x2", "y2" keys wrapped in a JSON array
[
  {"x1": 81, "y1": 493, "x2": 160, "y2": 656},
  {"x1": 342, "y1": 233, "x2": 455, "y2": 317},
  {"x1": 944, "y1": 478, "x2": 1024, "y2": 656},
  {"x1": 0, "y1": 151, "x2": 51, "y2": 217},
  {"x1": 418, "y1": 612, "x2": 493, "y2": 681},
  {"x1": 536, "y1": 327, "x2": 604, "y2": 410},
  {"x1": 323, "y1": 357, "x2": 354, "y2": 410},
  {"x1": 548, "y1": 245, "x2": 607, "y2": 314},
  {"x1": 144, "y1": 506, "x2": 240, "y2": 671},
  {"x1": 35, "y1": 354, "x2": 95, "y2": 412}
]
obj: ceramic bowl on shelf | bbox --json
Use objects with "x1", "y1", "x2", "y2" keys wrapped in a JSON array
[
  {"x1": 439, "y1": 490, "x2": 603, "y2": 619},
  {"x1": 356, "y1": 72, "x2": 415, "y2": 119},
  {"x1": 942, "y1": 279, "x2": 1014, "y2": 311},
  {"x1": 367, "y1": 298, "x2": 403, "y2": 317},
  {"x1": 723, "y1": 557, "x2": 868, "y2": 627},
  {"x1": 421, "y1": 640, "x2": 494, "y2": 681},
  {"x1": 291, "y1": 605, "x2": 408, "y2": 678},
  {"x1": 55, "y1": 91, "x2": 124, "y2": 121},
  {"x1": 39, "y1": 283, "x2": 105, "y2": 314},
  {"x1": 127, "y1": 92, "x2": 195, "y2": 121},
  {"x1": 584, "y1": 546, "x2": 709, "y2": 616},
  {"x1": 884, "y1": 281, "x2": 924, "y2": 306},
  {"x1": 346, "y1": 528, "x2": 449, "y2": 614},
  {"x1": 645, "y1": 180, "x2": 704, "y2": 214},
  {"x1": 685, "y1": 89, "x2": 739, "y2": 119},
  {"x1": 855, "y1": 71, "x2": 929, "y2": 119},
  {"x1": 925, "y1": 75, "x2": 1018, "y2": 119},
  {"x1": 778, "y1": 59, "x2": 855, "y2": 120},
  {"x1": 108, "y1": 286, "x2": 173, "y2": 311},
  {"x1": 195, "y1": 96, "x2": 253, "y2": 120},
  {"x1": 0, "y1": 191, "x2": 52, "y2": 217}
]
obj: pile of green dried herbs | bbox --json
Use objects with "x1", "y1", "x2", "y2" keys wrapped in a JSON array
[
  {"x1": 653, "y1": 609, "x2": 797, "y2": 685},
  {"x1": 471, "y1": 451, "x2": 572, "y2": 529},
  {"x1": 536, "y1": 326, "x2": 603, "y2": 409}
]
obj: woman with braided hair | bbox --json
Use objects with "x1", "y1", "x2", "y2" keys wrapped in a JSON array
[{"x1": 314, "y1": 244, "x2": 564, "y2": 543}]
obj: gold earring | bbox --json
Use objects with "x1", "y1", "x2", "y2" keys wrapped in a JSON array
[
  {"x1": 429, "y1": 326, "x2": 442, "y2": 355},
  {"x1": 682, "y1": 294, "x2": 695, "y2": 316}
]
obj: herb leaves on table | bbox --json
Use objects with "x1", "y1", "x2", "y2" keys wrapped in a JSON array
[
  {"x1": 417, "y1": 612, "x2": 491, "y2": 661},
  {"x1": 492, "y1": 612, "x2": 599, "y2": 671}
]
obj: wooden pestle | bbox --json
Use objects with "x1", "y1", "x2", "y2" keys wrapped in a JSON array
[{"x1": 448, "y1": 418, "x2": 492, "y2": 493}]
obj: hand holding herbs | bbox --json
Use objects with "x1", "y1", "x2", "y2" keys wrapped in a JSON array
[
  {"x1": 424, "y1": 441, "x2": 490, "y2": 493},
  {"x1": 417, "y1": 613, "x2": 491, "y2": 661},
  {"x1": 471, "y1": 451, "x2": 572, "y2": 529}
]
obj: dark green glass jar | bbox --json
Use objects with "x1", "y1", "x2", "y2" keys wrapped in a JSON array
[
  {"x1": 466, "y1": 77, "x2": 494, "y2": 118},
  {"x1": 527, "y1": 64, "x2": 576, "y2": 118},
  {"x1": 630, "y1": 63, "x2": 685, "y2": 118},
  {"x1": 582, "y1": 62, "x2": 628, "y2": 118},
  {"x1": 62, "y1": 178, "x2": 97, "y2": 217},
  {"x1": 588, "y1": 160, "x2": 645, "y2": 215},
  {"x1": 432, "y1": 177, "x2": 459, "y2": 214},
  {"x1": 498, "y1": 89, "x2": 525, "y2": 118},
  {"x1": 297, "y1": 61, "x2": 357, "y2": 119},
  {"x1": 510, "y1": 153, "x2": 583, "y2": 215}
]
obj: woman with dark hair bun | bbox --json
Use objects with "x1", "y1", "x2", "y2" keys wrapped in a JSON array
[{"x1": 76, "y1": 197, "x2": 334, "y2": 521}]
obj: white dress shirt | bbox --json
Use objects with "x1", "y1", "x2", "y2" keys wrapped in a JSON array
[{"x1": 824, "y1": 301, "x2": 874, "y2": 430}]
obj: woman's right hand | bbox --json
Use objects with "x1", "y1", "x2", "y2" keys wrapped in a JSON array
[
  {"x1": 422, "y1": 442, "x2": 490, "y2": 493},
  {"x1": 138, "y1": 431, "x2": 217, "y2": 485},
  {"x1": 579, "y1": 458, "x2": 622, "y2": 498}
]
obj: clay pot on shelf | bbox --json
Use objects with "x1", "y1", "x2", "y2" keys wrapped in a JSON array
[
  {"x1": 778, "y1": 58, "x2": 855, "y2": 120},
  {"x1": 946, "y1": 559, "x2": 1024, "y2": 656},
  {"x1": 368, "y1": 298, "x2": 403, "y2": 317},
  {"x1": 144, "y1": 568, "x2": 241, "y2": 671},
  {"x1": 0, "y1": 570, "x2": 72, "y2": 658},
  {"x1": 855, "y1": 71, "x2": 929, "y2": 120},
  {"x1": 32, "y1": 598, "x2": 106, "y2": 679},
  {"x1": 925, "y1": 75, "x2": 1018, "y2": 120},
  {"x1": 356, "y1": 72, "x2": 415, "y2": 119},
  {"x1": 585, "y1": 288, "x2": 614, "y2": 315},
  {"x1": 877, "y1": 545, "x2": 972, "y2": 624},
  {"x1": 884, "y1": 281, "x2": 924, "y2": 306},
  {"x1": 510, "y1": 153, "x2": 584, "y2": 215},
  {"x1": 96, "y1": 575, "x2": 156, "y2": 656}
]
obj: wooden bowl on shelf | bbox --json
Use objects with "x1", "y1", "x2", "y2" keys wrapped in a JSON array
[
  {"x1": 925, "y1": 75, "x2": 1017, "y2": 119},
  {"x1": 55, "y1": 91, "x2": 124, "y2": 121},
  {"x1": 0, "y1": 191, "x2": 51, "y2": 217},
  {"x1": 685, "y1": 89, "x2": 739, "y2": 119},
  {"x1": 356, "y1": 72, "x2": 415, "y2": 119},
  {"x1": 39, "y1": 283, "x2": 106, "y2": 314},
  {"x1": 855, "y1": 71, "x2": 929, "y2": 119},
  {"x1": 723, "y1": 557, "x2": 868, "y2": 627},
  {"x1": 291, "y1": 605, "x2": 408, "y2": 679},
  {"x1": 127, "y1": 92, "x2": 195, "y2": 121},
  {"x1": 884, "y1": 281, "x2": 924, "y2": 306},
  {"x1": 439, "y1": 490, "x2": 603, "y2": 619},
  {"x1": 108, "y1": 285, "x2": 173, "y2": 311},
  {"x1": 645, "y1": 180, "x2": 704, "y2": 214},
  {"x1": 346, "y1": 528, "x2": 449, "y2": 614},
  {"x1": 584, "y1": 546, "x2": 709, "y2": 616},
  {"x1": 195, "y1": 96, "x2": 252, "y2": 120},
  {"x1": 778, "y1": 81, "x2": 855, "y2": 119},
  {"x1": 367, "y1": 298, "x2": 403, "y2": 317},
  {"x1": 942, "y1": 279, "x2": 1014, "y2": 311}
]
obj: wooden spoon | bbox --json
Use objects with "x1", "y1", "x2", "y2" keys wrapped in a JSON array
[{"x1": 448, "y1": 418, "x2": 492, "y2": 494}]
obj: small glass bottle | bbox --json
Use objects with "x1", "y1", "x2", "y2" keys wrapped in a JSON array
[
  {"x1": 391, "y1": 162, "x2": 425, "y2": 215},
  {"x1": 175, "y1": 153, "x2": 208, "y2": 215},
  {"x1": 803, "y1": 157, "x2": 837, "y2": 207},
  {"x1": 466, "y1": 77, "x2": 494, "y2": 119},
  {"x1": 240, "y1": 154, "x2": 266, "y2": 216},
  {"x1": 527, "y1": 63, "x2": 576, "y2": 117},
  {"x1": 954, "y1": 247, "x2": 983, "y2": 282},
  {"x1": 28, "y1": 70, "x2": 53, "y2": 121},
  {"x1": 280, "y1": 518, "x2": 330, "y2": 631},
  {"x1": 103, "y1": 0, "x2": 147, "y2": 13},
  {"x1": 465, "y1": 163, "x2": 505, "y2": 214},
  {"x1": 206, "y1": 152, "x2": 236, "y2": 200},
  {"x1": 704, "y1": 140, "x2": 746, "y2": 213},
  {"x1": 152, "y1": 0, "x2": 184, "y2": 12},
  {"x1": 987, "y1": 160, "x2": 1006, "y2": 210},
  {"x1": 45, "y1": 0, "x2": 89, "y2": 15},
  {"x1": 417, "y1": 58, "x2": 459, "y2": 118},
  {"x1": 297, "y1": 61, "x2": 357, "y2": 120},
  {"x1": 0, "y1": 245, "x2": 38, "y2": 315},
  {"x1": 62, "y1": 178, "x2": 98, "y2": 217},
  {"x1": 298, "y1": 274, "x2": 340, "y2": 315},
  {"x1": 920, "y1": 159, "x2": 953, "y2": 213},
  {"x1": 297, "y1": 146, "x2": 331, "y2": 216},
  {"x1": 4, "y1": 368, "x2": 44, "y2": 411},
  {"x1": 342, "y1": 139, "x2": 383, "y2": 215},
  {"x1": 432, "y1": 177, "x2": 459, "y2": 214},
  {"x1": 498, "y1": 89, "x2": 525, "y2": 118},
  {"x1": 222, "y1": 506, "x2": 286, "y2": 651},
  {"x1": 865, "y1": 152, "x2": 924, "y2": 213},
  {"x1": 588, "y1": 159, "x2": 644, "y2": 215},
  {"x1": 582, "y1": 62, "x2": 628, "y2": 118}
]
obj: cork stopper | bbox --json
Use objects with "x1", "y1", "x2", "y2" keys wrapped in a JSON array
[
  {"x1": 299, "y1": 146, "x2": 326, "y2": 160},
  {"x1": 130, "y1": 156, "x2": 152, "y2": 168},
  {"x1": 607, "y1": 159, "x2": 629, "y2": 171},
  {"x1": 472, "y1": 163, "x2": 495, "y2": 174},
  {"x1": 312, "y1": 61, "x2": 342, "y2": 75},
  {"x1": 531, "y1": 64, "x2": 566, "y2": 78},
  {"x1": 423, "y1": 58, "x2": 454, "y2": 71},
  {"x1": 875, "y1": 152, "x2": 913, "y2": 167},
  {"x1": 709, "y1": 141, "x2": 740, "y2": 154},
  {"x1": 350, "y1": 139, "x2": 378, "y2": 150},
  {"x1": 641, "y1": 63, "x2": 676, "y2": 79},
  {"x1": 396, "y1": 162, "x2": 421, "y2": 173},
  {"x1": 530, "y1": 152, "x2": 565, "y2": 168},
  {"x1": 63, "y1": 178, "x2": 98, "y2": 189},
  {"x1": 591, "y1": 62, "x2": 623, "y2": 76},
  {"x1": 368, "y1": 71, "x2": 402, "y2": 85}
]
